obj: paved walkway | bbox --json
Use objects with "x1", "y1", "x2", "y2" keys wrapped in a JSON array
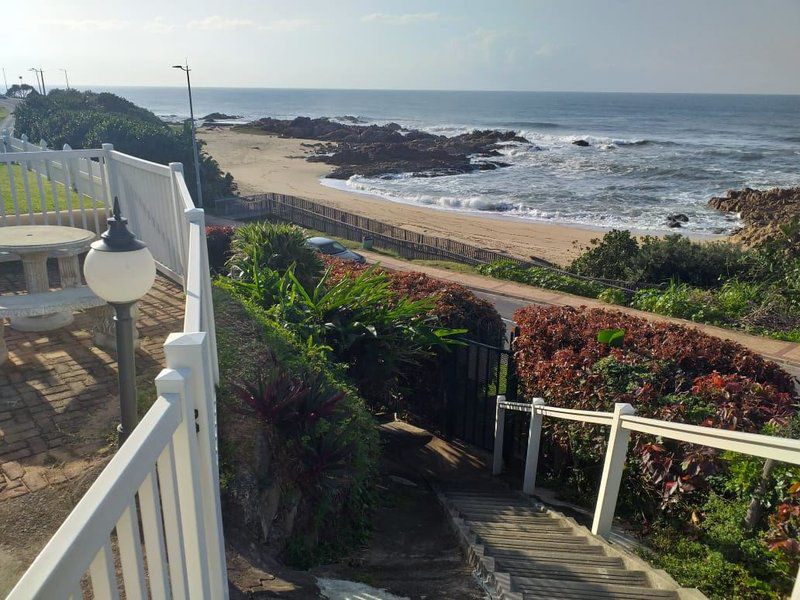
[{"x1": 0, "y1": 260, "x2": 184, "y2": 500}]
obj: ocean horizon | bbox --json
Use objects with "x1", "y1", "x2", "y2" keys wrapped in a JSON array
[{"x1": 77, "y1": 86, "x2": 800, "y2": 235}]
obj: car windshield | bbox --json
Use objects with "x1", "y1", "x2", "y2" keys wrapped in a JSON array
[{"x1": 318, "y1": 241, "x2": 348, "y2": 254}]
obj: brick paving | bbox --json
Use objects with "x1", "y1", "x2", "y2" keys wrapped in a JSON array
[{"x1": 0, "y1": 259, "x2": 184, "y2": 501}]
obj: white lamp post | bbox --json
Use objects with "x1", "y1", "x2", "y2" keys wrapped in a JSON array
[{"x1": 83, "y1": 198, "x2": 156, "y2": 443}]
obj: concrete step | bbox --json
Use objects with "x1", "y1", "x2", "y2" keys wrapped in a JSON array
[
  {"x1": 495, "y1": 559, "x2": 650, "y2": 587},
  {"x1": 514, "y1": 576, "x2": 678, "y2": 599},
  {"x1": 456, "y1": 511, "x2": 563, "y2": 525},
  {"x1": 470, "y1": 526, "x2": 579, "y2": 540},
  {"x1": 467, "y1": 520, "x2": 572, "y2": 534},
  {"x1": 488, "y1": 548, "x2": 625, "y2": 569},
  {"x1": 475, "y1": 531, "x2": 591, "y2": 545},
  {"x1": 483, "y1": 539, "x2": 607, "y2": 554}
]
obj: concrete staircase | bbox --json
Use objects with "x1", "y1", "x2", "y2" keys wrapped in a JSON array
[{"x1": 436, "y1": 483, "x2": 705, "y2": 600}]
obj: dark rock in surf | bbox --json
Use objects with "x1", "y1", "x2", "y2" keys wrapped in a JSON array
[
  {"x1": 666, "y1": 213, "x2": 689, "y2": 228},
  {"x1": 572, "y1": 139, "x2": 590, "y2": 147},
  {"x1": 203, "y1": 112, "x2": 242, "y2": 121},
  {"x1": 249, "y1": 116, "x2": 527, "y2": 179}
]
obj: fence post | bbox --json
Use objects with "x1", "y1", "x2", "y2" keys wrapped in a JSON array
[
  {"x1": 101, "y1": 143, "x2": 117, "y2": 217},
  {"x1": 523, "y1": 398, "x2": 546, "y2": 495},
  {"x1": 154, "y1": 364, "x2": 212, "y2": 599},
  {"x1": 492, "y1": 396, "x2": 506, "y2": 475},
  {"x1": 1, "y1": 129, "x2": 9, "y2": 152},
  {"x1": 591, "y1": 402, "x2": 635, "y2": 538},
  {"x1": 162, "y1": 332, "x2": 227, "y2": 599},
  {"x1": 792, "y1": 566, "x2": 799, "y2": 600},
  {"x1": 168, "y1": 162, "x2": 188, "y2": 286}
]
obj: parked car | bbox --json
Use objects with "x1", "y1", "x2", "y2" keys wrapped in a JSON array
[{"x1": 305, "y1": 236, "x2": 366, "y2": 263}]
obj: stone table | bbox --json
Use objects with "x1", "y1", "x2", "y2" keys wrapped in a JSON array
[{"x1": 0, "y1": 225, "x2": 96, "y2": 330}]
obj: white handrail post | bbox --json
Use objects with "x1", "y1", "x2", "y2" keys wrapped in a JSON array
[
  {"x1": 154, "y1": 363, "x2": 212, "y2": 599},
  {"x1": 523, "y1": 398, "x2": 546, "y2": 495},
  {"x1": 101, "y1": 143, "x2": 116, "y2": 216},
  {"x1": 169, "y1": 162, "x2": 188, "y2": 286},
  {"x1": 792, "y1": 566, "x2": 799, "y2": 600},
  {"x1": 492, "y1": 396, "x2": 506, "y2": 475},
  {"x1": 186, "y1": 207, "x2": 220, "y2": 384},
  {"x1": 1, "y1": 128, "x2": 9, "y2": 152},
  {"x1": 591, "y1": 402, "x2": 635, "y2": 538},
  {"x1": 162, "y1": 332, "x2": 227, "y2": 598}
]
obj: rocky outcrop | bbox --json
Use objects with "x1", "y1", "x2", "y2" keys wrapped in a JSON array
[
  {"x1": 666, "y1": 213, "x2": 689, "y2": 228},
  {"x1": 248, "y1": 116, "x2": 528, "y2": 179},
  {"x1": 572, "y1": 139, "x2": 590, "y2": 147},
  {"x1": 709, "y1": 186, "x2": 800, "y2": 245},
  {"x1": 203, "y1": 112, "x2": 242, "y2": 121}
]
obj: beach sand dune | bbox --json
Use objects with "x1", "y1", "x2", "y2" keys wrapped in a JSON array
[{"x1": 200, "y1": 127, "x2": 614, "y2": 265}]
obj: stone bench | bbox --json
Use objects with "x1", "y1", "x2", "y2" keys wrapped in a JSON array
[{"x1": 0, "y1": 287, "x2": 106, "y2": 365}]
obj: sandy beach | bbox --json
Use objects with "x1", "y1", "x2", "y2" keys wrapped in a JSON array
[{"x1": 200, "y1": 127, "x2": 609, "y2": 265}]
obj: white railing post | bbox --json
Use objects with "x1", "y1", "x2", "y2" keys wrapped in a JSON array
[
  {"x1": 523, "y1": 398, "x2": 546, "y2": 495},
  {"x1": 162, "y1": 332, "x2": 228, "y2": 598},
  {"x1": 492, "y1": 396, "x2": 506, "y2": 475},
  {"x1": 169, "y1": 162, "x2": 188, "y2": 283},
  {"x1": 792, "y1": 566, "x2": 800, "y2": 600},
  {"x1": 2, "y1": 128, "x2": 10, "y2": 152},
  {"x1": 101, "y1": 143, "x2": 117, "y2": 216},
  {"x1": 591, "y1": 402, "x2": 635, "y2": 538},
  {"x1": 154, "y1": 364, "x2": 212, "y2": 600}
]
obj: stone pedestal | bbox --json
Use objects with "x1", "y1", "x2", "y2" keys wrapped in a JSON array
[{"x1": 92, "y1": 303, "x2": 141, "y2": 352}]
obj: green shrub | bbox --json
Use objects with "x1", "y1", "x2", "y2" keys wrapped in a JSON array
[
  {"x1": 478, "y1": 260, "x2": 605, "y2": 297},
  {"x1": 597, "y1": 287, "x2": 628, "y2": 306},
  {"x1": 632, "y1": 282, "x2": 727, "y2": 323},
  {"x1": 570, "y1": 230, "x2": 755, "y2": 287},
  {"x1": 213, "y1": 285, "x2": 378, "y2": 566},
  {"x1": 14, "y1": 89, "x2": 236, "y2": 203},
  {"x1": 228, "y1": 222, "x2": 322, "y2": 290}
]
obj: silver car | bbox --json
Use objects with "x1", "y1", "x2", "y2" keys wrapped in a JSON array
[{"x1": 305, "y1": 237, "x2": 366, "y2": 263}]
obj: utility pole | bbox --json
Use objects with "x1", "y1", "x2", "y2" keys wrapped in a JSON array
[
  {"x1": 2, "y1": 68, "x2": 8, "y2": 94},
  {"x1": 171, "y1": 61, "x2": 203, "y2": 208},
  {"x1": 59, "y1": 68, "x2": 69, "y2": 89},
  {"x1": 29, "y1": 69, "x2": 41, "y2": 94},
  {"x1": 39, "y1": 68, "x2": 46, "y2": 94}
]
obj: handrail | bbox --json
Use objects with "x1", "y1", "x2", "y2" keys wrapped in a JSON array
[
  {"x1": 6, "y1": 394, "x2": 181, "y2": 598},
  {"x1": 0, "y1": 149, "x2": 105, "y2": 161},
  {"x1": 108, "y1": 149, "x2": 172, "y2": 175},
  {"x1": 498, "y1": 399, "x2": 615, "y2": 426},
  {"x1": 621, "y1": 414, "x2": 800, "y2": 464}
]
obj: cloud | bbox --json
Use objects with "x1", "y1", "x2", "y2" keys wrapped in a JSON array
[
  {"x1": 361, "y1": 12, "x2": 440, "y2": 25},
  {"x1": 144, "y1": 17, "x2": 176, "y2": 34},
  {"x1": 260, "y1": 19, "x2": 314, "y2": 32},
  {"x1": 186, "y1": 15, "x2": 259, "y2": 31},
  {"x1": 38, "y1": 18, "x2": 129, "y2": 31},
  {"x1": 185, "y1": 15, "x2": 313, "y2": 32}
]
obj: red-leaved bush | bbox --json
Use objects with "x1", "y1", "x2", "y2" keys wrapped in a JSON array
[
  {"x1": 205, "y1": 225, "x2": 236, "y2": 274},
  {"x1": 513, "y1": 305, "x2": 798, "y2": 517}
]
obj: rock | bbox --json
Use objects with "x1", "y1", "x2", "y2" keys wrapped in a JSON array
[
  {"x1": 251, "y1": 116, "x2": 528, "y2": 179},
  {"x1": 665, "y1": 213, "x2": 689, "y2": 228},
  {"x1": 572, "y1": 139, "x2": 590, "y2": 147},
  {"x1": 202, "y1": 112, "x2": 242, "y2": 121},
  {"x1": 709, "y1": 186, "x2": 800, "y2": 245}
]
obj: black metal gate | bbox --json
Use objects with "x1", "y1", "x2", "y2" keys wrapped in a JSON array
[{"x1": 442, "y1": 333, "x2": 519, "y2": 452}]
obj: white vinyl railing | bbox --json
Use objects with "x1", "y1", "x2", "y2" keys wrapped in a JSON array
[
  {"x1": 0, "y1": 131, "x2": 187, "y2": 285},
  {"x1": 493, "y1": 396, "x2": 800, "y2": 599},
  {"x1": 4, "y1": 133, "x2": 227, "y2": 598}
]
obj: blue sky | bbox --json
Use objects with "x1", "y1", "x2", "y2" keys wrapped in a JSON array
[{"x1": 7, "y1": 0, "x2": 800, "y2": 93}]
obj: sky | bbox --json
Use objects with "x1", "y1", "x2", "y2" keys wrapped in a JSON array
[{"x1": 5, "y1": 0, "x2": 800, "y2": 94}]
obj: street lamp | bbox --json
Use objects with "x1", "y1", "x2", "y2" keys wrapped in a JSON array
[
  {"x1": 83, "y1": 198, "x2": 156, "y2": 443},
  {"x1": 28, "y1": 68, "x2": 42, "y2": 94},
  {"x1": 58, "y1": 68, "x2": 69, "y2": 89},
  {"x1": 172, "y1": 62, "x2": 204, "y2": 208}
]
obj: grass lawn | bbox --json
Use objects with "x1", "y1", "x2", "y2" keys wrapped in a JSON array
[
  {"x1": 0, "y1": 163, "x2": 96, "y2": 216},
  {"x1": 0, "y1": 107, "x2": 8, "y2": 120}
]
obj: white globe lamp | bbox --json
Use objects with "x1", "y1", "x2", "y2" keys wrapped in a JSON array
[{"x1": 83, "y1": 198, "x2": 156, "y2": 443}]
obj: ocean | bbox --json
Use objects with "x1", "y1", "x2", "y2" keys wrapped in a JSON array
[{"x1": 80, "y1": 86, "x2": 800, "y2": 235}]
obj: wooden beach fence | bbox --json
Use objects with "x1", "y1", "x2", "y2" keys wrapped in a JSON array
[{"x1": 214, "y1": 193, "x2": 644, "y2": 292}]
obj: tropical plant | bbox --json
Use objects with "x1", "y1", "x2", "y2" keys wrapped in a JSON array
[
  {"x1": 268, "y1": 266, "x2": 465, "y2": 406},
  {"x1": 206, "y1": 225, "x2": 236, "y2": 273},
  {"x1": 228, "y1": 222, "x2": 322, "y2": 290}
]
